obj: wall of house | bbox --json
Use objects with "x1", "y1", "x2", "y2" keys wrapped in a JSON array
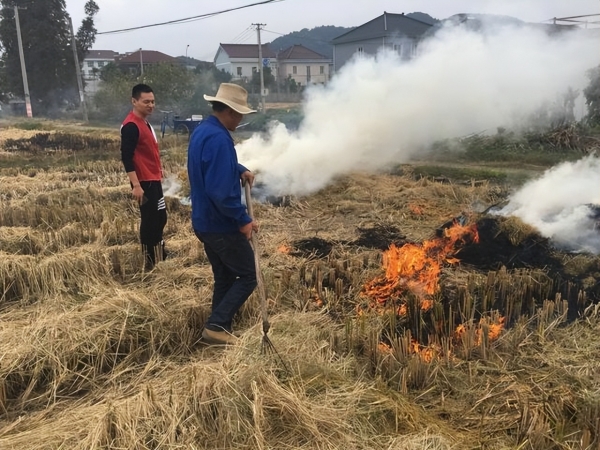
[
  {"x1": 333, "y1": 36, "x2": 417, "y2": 72},
  {"x1": 82, "y1": 58, "x2": 113, "y2": 78},
  {"x1": 82, "y1": 58, "x2": 115, "y2": 95},
  {"x1": 215, "y1": 52, "x2": 278, "y2": 82},
  {"x1": 214, "y1": 51, "x2": 233, "y2": 76},
  {"x1": 278, "y1": 61, "x2": 329, "y2": 86}
]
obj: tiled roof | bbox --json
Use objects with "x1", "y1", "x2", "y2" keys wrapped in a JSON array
[
  {"x1": 219, "y1": 44, "x2": 277, "y2": 59},
  {"x1": 278, "y1": 44, "x2": 328, "y2": 60},
  {"x1": 117, "y1": 50, "x2": 177, "y2": 64},
  {"x1": 85, "y1": 50, "x2": 119, "y2": 60},
  {"x1": 332, "y1": 12, "x2": 432, "y2": 44}
]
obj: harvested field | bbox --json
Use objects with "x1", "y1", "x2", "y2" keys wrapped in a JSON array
[{"x1": 1, "y1": 125, "x2": 600, "y2": 449}]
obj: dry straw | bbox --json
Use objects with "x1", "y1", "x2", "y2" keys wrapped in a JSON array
[{"x1": 2, "y1": 128, "x2": 600, "y2": 449}]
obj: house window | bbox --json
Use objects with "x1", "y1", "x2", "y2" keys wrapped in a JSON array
[
  {"x1": 87, "y1": 61, "x2": 94, "y2": 67},
  {"x1": 236, "y1": 66, "x2": 242, "y2": 76},
  {"x1": 393, "y1": 44, "x2": 403, "y2": 54},
  {"x1": 357, "y1": 47, "x2": 364, "y2": 55},
  {"x1": 98, "y1": 61, "x2": 105, "y2": 67},
  {"x1": 306, "y1": 66, "x2": 311, "y2": 83},
  {"x1": 292, "y1": 66, "x2": 297, "y2": 75},
  {"x1": 252, "y1": 67, "x2": 257, "y2": 73},
  {"x1": 320, "y1": 66, "x2": 324, "y2": 74}
]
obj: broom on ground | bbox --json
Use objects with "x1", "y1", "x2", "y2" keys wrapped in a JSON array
[{"x1": 244, "y1": 182, "x2": 289, "y2": 370}]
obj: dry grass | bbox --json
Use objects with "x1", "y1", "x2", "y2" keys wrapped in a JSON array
[{"x1": 1, "y1": 125, "x2": 600, "y2": 449}]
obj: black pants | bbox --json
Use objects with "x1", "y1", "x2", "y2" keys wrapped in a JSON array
[
  {"x1": 139, "y1": 180, "x2": 167, "y2": 267},
  {"x1": 195, "y1": 231, "x2": 257, "y2": 332}
]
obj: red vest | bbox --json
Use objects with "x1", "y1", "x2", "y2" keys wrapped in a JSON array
[{"x1": 122, "y1": 111, "x2": 162, "y2": 181}]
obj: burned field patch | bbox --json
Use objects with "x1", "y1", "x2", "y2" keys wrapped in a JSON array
[
  {"x1": 289, "y1": 236, "x2": 336, "y2": 258},
  {"x1": 286, "y1": 224, "x2": 406, "y2": 258},
  {"x1": 2, "y1": 132, "x2": 119, "y2": 153},
  {"x1": 353, "y1": 223, "x2": 407, "y2": 250},
  {"x1": 457, "y1": 216, "x2": 560, "y2": 271}
]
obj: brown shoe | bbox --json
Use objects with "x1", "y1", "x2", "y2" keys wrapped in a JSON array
[{"x1": 202, "y1": 328, "x2": 238, "y2": 345}]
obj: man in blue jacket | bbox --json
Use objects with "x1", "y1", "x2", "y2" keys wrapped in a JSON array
[{"x1": 188, "y1": 83, "x2": 258, "y2": 345}]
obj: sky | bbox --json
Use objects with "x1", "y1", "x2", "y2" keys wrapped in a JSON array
[{"x1": 65, "y1": 0, "x2": 600, "y2": 61}]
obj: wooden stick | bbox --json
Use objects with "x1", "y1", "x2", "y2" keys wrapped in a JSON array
[{"x1": 244, "y1": 182, "x2": 270, "y2": 335}]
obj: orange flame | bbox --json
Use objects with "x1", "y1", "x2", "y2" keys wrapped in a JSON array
[
  {"x1": 277, "y1": 244, "x2": 292, "y2": 254},
  {"x1": 408, "y1": 203, "x2": 424, "y2": 215},
  {"x1": 453, "y1": 316, "x2": 505, "y2": 346},
  {"x1": 359, "y1": 219, "x2": 505, "y2": 363},
  {"x1": 363, "y1": 220, "x2": 479, "y2": 309}
]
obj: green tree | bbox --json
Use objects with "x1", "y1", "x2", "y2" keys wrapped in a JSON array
[
  {"x1": 92, "y1": 66, "x2": 131, "y2": 121},
  {"x1": 281, "y1": 74, "x2": 300, "y2": 93},
  {"x1": 250, "y1": 66, "x2": 275, "y2": 92},
  {"x1": 584, "y1": 65, "x2": 600, "y2": 126},
  {"x1": 0, "y1": 0, "x2": 98, "y2": 114},
  {"x1": 93, "y1": 63, "x2": 199, "y2": 122},
  {"x1": 76, "y1": 1, "x2": 99, "y2": 64},
  {"x1": 195, "y1": 61, "x2": 232, "y2": 85},
  {"x1": 139, "y1": 63, "x2": 195, "y2": 112}
]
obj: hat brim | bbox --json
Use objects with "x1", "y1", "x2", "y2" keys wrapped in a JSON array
[{"x1": 204, "y1": 95, "x2": 256, "y2": 115}]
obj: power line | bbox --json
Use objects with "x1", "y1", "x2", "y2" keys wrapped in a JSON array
[
  {"x1": 262, "y1": 28, "x2": 286, "y2": 37},
  {"x1": 237, "y1": 32, "x2": 256, "y2": 44},
  {"x1": 97, "y1": 0, "x2": 283, "y2": 35},
  {"x1": 554, "y1": 13, "x2": 600, "y2": 20},
  {"x1": 543, "y1": 13, "x2": 600, "y2": 24},
  {"x1": 232, "y1": 27, "x2": 257, "y2": 44},
  {"x1": 230, "y1": 26, "x2": 254, "y2": 43}
]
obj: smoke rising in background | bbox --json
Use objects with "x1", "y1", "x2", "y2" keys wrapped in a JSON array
[
  {"x1": 498, "y1": 156, "x2": 600, "y2": 254},
  {"x1": 237, "y1": 23, "x2": 598, "y2": 198}
]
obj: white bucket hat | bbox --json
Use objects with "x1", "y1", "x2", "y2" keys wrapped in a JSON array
[{"x1": 203, "y1": 83, "x2": 256, "y2": 114}]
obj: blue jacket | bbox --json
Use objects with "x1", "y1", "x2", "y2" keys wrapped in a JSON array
[{"x1": 187, "y1": 115, "x2": 251, "y2": 233}]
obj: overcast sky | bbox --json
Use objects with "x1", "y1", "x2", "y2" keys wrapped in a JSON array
[{"x1": 65, "y1": 0, "x2": 599, "y2": 61}]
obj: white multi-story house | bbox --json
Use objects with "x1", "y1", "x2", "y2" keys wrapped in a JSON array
[
  {"x1": 82, "y1": 50, "x2": 119, "y2": 95},
  {"x1": 214, "y1": 43, "x2": 332, "y2": 89},
  {"x1": 214, "y1": 44, "x2": 278, "y2": 82},
  {"x1": 276, "y1": 44, "x2": 331, "y2": 86}
]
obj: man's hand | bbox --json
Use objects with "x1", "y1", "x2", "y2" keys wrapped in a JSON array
[
  {"x1": 132, "y1": 185, "x2": 144, "y2": 204},
  {"x1": 241, "y1": 170, "x2": 255, "y2": 187},
  {"x1": 240, "y1": 220, "x2": 259, "y2": 240}
]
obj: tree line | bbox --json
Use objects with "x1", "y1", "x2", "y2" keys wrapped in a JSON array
[{"x1": 0, "y1": 0, "x2": 98, "y2": 115}]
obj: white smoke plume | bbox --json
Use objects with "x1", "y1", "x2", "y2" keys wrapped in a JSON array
[
  {"x1": 162, "y1": 174, "x2": 182, "y2": 198},
  {"x1": 237, "y1": 22, "x2": 598, "y2": 197},
  {"x1": 498, "y1": 156, "x2": 600, "y2": 254}
]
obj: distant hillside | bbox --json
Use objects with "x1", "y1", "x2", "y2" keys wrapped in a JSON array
[
  {"x1": 268, "y1": 26, "x2": 352, "y2": 58},
  {"x1": 267, "y1": 13, "x2": 439, "y2": 59},
  {"x1": 406, "y1": 12, "x2": 439, "y2": 25}
]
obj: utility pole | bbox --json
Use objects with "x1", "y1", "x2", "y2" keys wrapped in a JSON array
[
  {"x1": 253, "y1": 23, "x2": 266, "y2": 113},
  {"x1": 14, "y1": 5, "x2": 32, "y2": 118},
  {"x1": 68, "y1": 16, "x2": 88, "y2": 123},
  {"x1": 139, "y1": 48, "x2": 144, "y2": 75}
]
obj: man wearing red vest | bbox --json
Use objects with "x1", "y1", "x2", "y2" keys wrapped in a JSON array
[{"x1": 120, "y1": 84, "x2": 167, "y2": 270}]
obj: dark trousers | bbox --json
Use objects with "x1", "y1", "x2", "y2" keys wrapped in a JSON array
[
  {"x1": 195, "y1": 231, "x2": 257, "y2": 332},
  {"x1": 139, "y1": 181, "x2": 167, "y2": 267}
]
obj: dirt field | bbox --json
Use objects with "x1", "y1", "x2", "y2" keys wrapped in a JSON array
[
  {"x1": 264, "y1": 102, "x2": 301, "y2": 110},
  {"x1": 0, "y1": 124, "x2": 599, "y2": 449}
]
